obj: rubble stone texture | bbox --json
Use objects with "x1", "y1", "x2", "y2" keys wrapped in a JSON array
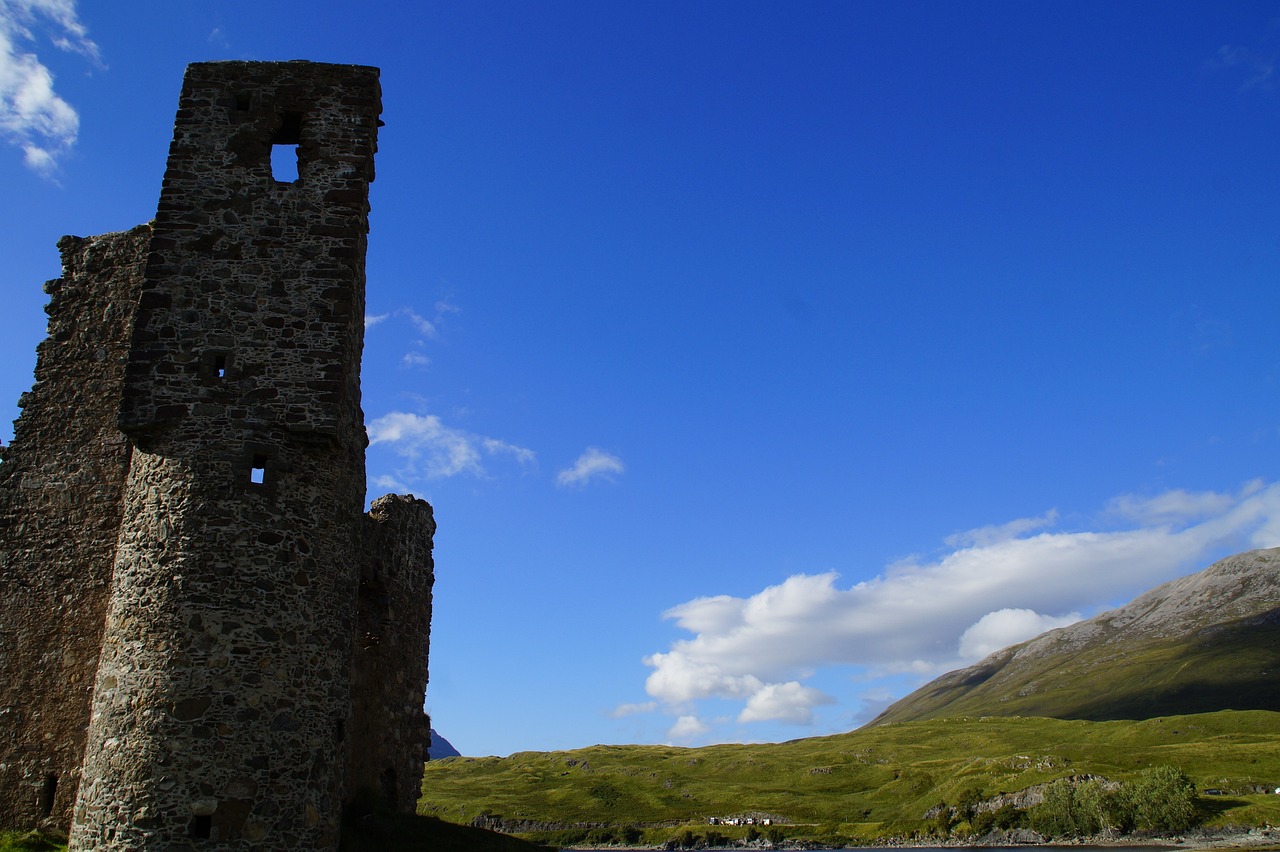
[{"x1": 0, "y1": 61, "x2": 435, "y2": 850}]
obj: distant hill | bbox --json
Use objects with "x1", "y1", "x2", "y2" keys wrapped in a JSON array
[
  {"x1": 429, "y1": 728, "x2": 461, "y2": 759},
  {"x1": 872, "y1": 547, "x2": 1280, "y2": 726}
]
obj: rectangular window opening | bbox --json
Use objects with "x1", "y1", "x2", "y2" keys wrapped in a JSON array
[
  {"x1": 250, "y1": 455, "x2": 268, "y2": 486},
  {"x1": 213, "y1": 354, "x2": 227, "y2": 380},
  {"x1": 234, "y1": 91, "x2": 251, "y2": 112},
  {"x1": 270, "y1": 144, "x2": 300, "y2": 183},
  {"x1": 269, "y1": 111, "x2": 304, "y2": 184}
]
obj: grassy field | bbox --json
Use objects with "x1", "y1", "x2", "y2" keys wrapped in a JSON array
[
  {"x1": 10, "y1": 711, "x2": 1280, "y2": 849},
  {"x1": 419, "y1": 710, "x2": 1280, "y2": 843}
]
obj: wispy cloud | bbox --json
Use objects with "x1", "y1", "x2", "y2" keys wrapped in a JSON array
[
  {"x1": 0, "y1": 0, "x2": 99, "y2": 175},
  {"x1": 206, "y1": 26, "x2": 229, "y2": 50},
  {"x1": 610, "y1": 701, "x2": 657, "y2": 718},
  {"x1": 1210, "y1": 43, "x2": 1277, "y2": 91},
  {"x1": 368, "y1": 411, "x2": 534, "y2": 482},
  {"x1": 637, "y1": 481, "x2": 1280, "y2": 743},
  {"x1": 557, "y1": 447, "x2": 625, "y2": 488},
  {"x1": 365, "y1": 303, "x2": 460, "y2": 367},
  {"x1": 944, "y1": 509, "x2": 1058, "y2": 548}
]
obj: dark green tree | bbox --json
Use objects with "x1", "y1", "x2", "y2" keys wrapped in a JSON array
[{"x1": 1126, "y1": 765, "x2": 1198, "y2": 833}]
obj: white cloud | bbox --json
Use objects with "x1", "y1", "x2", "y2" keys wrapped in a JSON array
[
  {"x1": 641, "y1": 481, "x2": 1280, "y2": 738},
  {"x1": 957, "y1": 608, "x2": 1081, "y2": 660},
  {"x1": 365, "y1": 312, "x2": 390, "y2": 329},
  {"x1": 0, "y1": 0, "x2": 98, "y2": 175},
  {"x1": 667, "y1": 715, "x2": 709, "y2": 742},
  {"x1": 557, "y1": 447, "x2": 625, "y2": 488},
  {"x1": 367, "y1": 411, "x2": 534, "y2": 481},
  {"x1": 738, "y1": 682, "x2": 835, "y2": 725},
  {"x1": 401, "y1": 351, "x2": 430, "y2": 368}
]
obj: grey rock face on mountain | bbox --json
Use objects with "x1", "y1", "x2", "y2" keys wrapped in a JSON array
[{"x1": 872, "y1": 547, "x2": 1280, "y2": 726}]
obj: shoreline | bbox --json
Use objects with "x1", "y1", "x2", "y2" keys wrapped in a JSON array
[{"x1": 560, "y1": 827, "x2": 1280, "y2": 852}]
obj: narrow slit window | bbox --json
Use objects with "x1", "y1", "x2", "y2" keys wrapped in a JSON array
[
  {"x1": 39, "y1": 774, "x2": 57, "y2": 817},
  {"x1": 213, "y1": 354, "x2": 227, "y2": 380},
  {"x1": 250, "y1": 455, "x2": 268, "y2": 486}
]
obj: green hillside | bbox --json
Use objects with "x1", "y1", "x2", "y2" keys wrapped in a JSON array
[
  {"x1": 419, "y1": 711, "x2": 1280, "y2": 844},
  {"x1": 874, "y1": 608, "x2": 1280, "y2": 725}
]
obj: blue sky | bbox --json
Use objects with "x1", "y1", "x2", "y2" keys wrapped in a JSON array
[{"x1": 3, "y1": 1, "x2": 1280, "y2": 757}]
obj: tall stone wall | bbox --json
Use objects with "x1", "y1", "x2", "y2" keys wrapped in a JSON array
[
  {"x1": 69, "y1": 62, "x2": 383, "y2": 849},
  {"x1": 349, "y1": 494, "x2": 436, "y2": 814},
  {"x1": 0, "y1": 226, "x2": 151, "y2": 830}
]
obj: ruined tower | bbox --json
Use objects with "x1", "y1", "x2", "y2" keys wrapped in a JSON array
[{"x1": 0, "y1": 61, "x2": 435, "y2": 849}]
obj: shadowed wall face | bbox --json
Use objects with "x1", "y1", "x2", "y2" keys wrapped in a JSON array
[
  {"x1": 350, "y1": 493, "x2": 436, "y2": 814},
  {"x1": 0, "y1": 227, "x2": 151, "y2": 831},
  {"x1": 69, "y1": 61, "x2": 381, "y2": 850}
]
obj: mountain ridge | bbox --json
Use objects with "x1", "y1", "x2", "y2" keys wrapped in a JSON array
[{"x1": 871, "y1": 546, "x2": 1280, "y2": 726}]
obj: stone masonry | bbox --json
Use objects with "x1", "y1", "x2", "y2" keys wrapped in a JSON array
[{"x1": 0, "y1": 61, "x2": 435, "y2": 849}]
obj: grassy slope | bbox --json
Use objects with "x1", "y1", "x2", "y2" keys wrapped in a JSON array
[
  {"x1": 419, "y1": 711, "x2": 1280, "y2": 837},
  {"x1": 873, "y1": 611, "x2": 1280, "y2": 725}
]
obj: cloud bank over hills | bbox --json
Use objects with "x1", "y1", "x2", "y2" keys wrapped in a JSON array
[{"x1": 636, "y1": 481, "x2": 1280, "y2": 742}]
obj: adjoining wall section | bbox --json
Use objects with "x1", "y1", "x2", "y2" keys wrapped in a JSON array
[
  {"x1": 349, "y1": 494, "x2": 436, "y2": 814},
  {"x1": 0, "y1": 227, "x2": 151, "y2": 831}
]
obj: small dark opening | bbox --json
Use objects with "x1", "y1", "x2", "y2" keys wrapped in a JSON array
[
  {"x1": 379, "y1": 767, "x2": 398, "y2": 806},
  {"x1": 234, "y1": 91, "x2": 251, "y2": 112},
  {"x1": 189, "y1": 814, "x2": 212, "y2": 840},
  {"x1": 335, "y1": 718, "x2": 346, "y2": 743},
  {"x1": 272, "y1": 111, "x2": 303, "y2": 145},
  {"x1": 250, "y1": 454, "x2": 268, "y2": 486},
  {"x1": 38, "y1": 774, "x2": 57, "y2": 817},
  {"x1": 213, "y1": 354, "x2": 227, "y2": 380}
]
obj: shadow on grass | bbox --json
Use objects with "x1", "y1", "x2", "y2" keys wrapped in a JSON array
[
  {"x1": 1195, "y1": 795, "x2": 1250, "y2": 822},
  {"x1": 341, "y1": 811, "x2": 556, "y2": 852}
]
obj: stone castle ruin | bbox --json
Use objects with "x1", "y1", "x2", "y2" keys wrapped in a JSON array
[{"x1": 0, "y1": 61, "x2": 436, "y2": 848}]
